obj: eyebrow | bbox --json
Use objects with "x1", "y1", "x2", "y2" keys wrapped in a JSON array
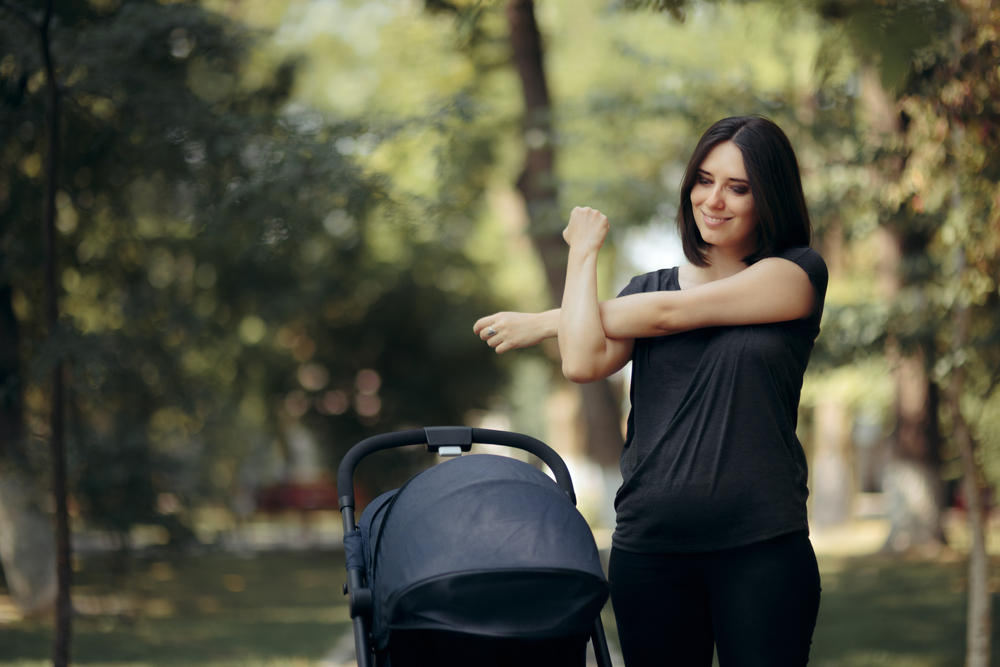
[{"x1": 697, "y1": 168, "x2": 749, "y2": 184}]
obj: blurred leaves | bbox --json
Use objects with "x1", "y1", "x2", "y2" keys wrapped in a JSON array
[
  {"x1": 1, "y1": 0, "x2": 505, "y2": 536},
  {"x1": 3, "y1": 0, "x2": 1000, "y2": 536}
]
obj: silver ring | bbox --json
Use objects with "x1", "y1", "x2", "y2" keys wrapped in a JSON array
[{"x1": 486, "y1": 326, "x2": 497, "y2": 338}]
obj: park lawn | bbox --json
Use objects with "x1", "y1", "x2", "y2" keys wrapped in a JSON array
[
  {"x1": 0, "y1": 549, "x2": 997, "y2": 666},
  {"x1": 810, "y1": 553, "x2": 999, "y2": 667},
  {"x1": 0, "y1": 550, "x2": 352, "y2": 666}
]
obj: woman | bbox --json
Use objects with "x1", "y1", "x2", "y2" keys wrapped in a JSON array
[{"x1": 474, "y1": 116, "x2": 826, "y2": 666}]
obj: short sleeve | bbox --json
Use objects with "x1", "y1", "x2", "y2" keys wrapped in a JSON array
[
  {"x1": 775, "y1": 246, "x2": 828, "y2": 328},
  {"x1": 617, "y1": 268, "x2": 678, "y2": 298},
  {"x1": 618, "y1": 274, "x2": 649, "y2": 298}
]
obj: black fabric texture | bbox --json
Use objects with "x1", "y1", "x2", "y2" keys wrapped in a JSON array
[
  {"x1": 612, "y1": 246, "x2": 828, "y2": 553},
  {"x1": 355, "y1": 454, "x2": 609, "y2": 650},
  {"x1": 343, "y1": 530, "x2": 366, "y2": 572},
  {"x1": 607, "y1": 530, "x2": 821, "y2": 667}
]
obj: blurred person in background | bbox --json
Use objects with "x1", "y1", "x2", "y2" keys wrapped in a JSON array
[{"x1": 475, "y1": 116, "x2": 827, "y2": 666}]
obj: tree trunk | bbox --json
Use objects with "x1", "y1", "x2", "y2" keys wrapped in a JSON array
[
  {"x1": 881, "y1": 349, "x2": 945, "y2": 554},
  {"x1": 948, "y1": 266, "x2": 991, "y2": 667},
  {"x1": 0, "y1": 287, "x2": 19, "y2": 462},
  {"x1": 39, "y1": 1, "x2": 73, "y2": 662},
  {"x1": 810, "y1": 402, "x2": 853, "y2": 527},
  {"x1": 505, "y1": 0, "x2": 624, "y2": 469},
  {"x1": 873, "y1": 225, "x2": 945, "y2": 555},
  {"x1": 0, "y1": 286, "x2": 59, "y2": 617},
  {"x1": 0, "y1": 475, "x2": 58, "y2": 616}
]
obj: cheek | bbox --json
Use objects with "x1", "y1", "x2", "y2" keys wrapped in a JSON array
[{"x1": 690, "y1": 185, "x2": 710, "y2": 203}]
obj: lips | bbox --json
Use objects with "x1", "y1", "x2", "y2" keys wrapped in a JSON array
[{"x1": 700, "y1": 212, "x2": 732, "y2": 228}]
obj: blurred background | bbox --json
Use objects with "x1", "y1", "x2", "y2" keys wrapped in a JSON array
[{"x1": 0, "y1": 0, "x2": 998, "y2": 665}]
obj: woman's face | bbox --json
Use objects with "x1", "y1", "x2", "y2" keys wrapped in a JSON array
[{"x1": 689, "y1": 140, "x2": 759, "y2": 258}]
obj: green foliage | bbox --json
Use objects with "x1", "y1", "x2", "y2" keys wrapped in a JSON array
[
  {"x1": 0, "y1": 0, "x2": 505, "y2": 535},
  {"x1": 814, "y1": 0, "x2": 958, "y2": 94}
]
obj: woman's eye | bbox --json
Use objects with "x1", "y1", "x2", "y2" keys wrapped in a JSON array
[
  {"x1": 731, "y1": 186, "x2": 749, "y2": 195},
  {"x1": 698, "y1": 177, "x2": 712, "y2": 186}
]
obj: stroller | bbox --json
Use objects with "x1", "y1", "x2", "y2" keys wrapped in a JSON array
[{"x1": 337, "y1": 426, "x2": 614, "y2": 667}]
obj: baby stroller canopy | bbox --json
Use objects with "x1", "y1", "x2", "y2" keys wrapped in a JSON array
[{"x1": 348, "y1": 453, "x2": 608, "y2": 650}]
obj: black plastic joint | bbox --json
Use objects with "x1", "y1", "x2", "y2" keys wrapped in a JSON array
[
  {"x1": 424, "y1": 426, "x2": 473, "y2": 454},
  {"x1": 349, "y1": 587, "x2": 373, "y2": 618},
  {"x1": 338, "y1": 495, "x2": 355, "y2": 510}
]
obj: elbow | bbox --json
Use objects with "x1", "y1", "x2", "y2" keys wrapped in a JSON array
[
  {"x1": 561, "y1": 359, "x2": 600, "y2": 384},
  {"x1": 652, "y1": 308, "x2": 678, "y2": 336}
]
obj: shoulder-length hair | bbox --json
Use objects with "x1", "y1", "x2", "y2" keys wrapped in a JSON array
[{"x1": 677, "y1": 116, "x2": 812, "y2": 267}]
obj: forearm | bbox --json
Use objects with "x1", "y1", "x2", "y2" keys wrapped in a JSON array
[
  {"x1": 520, "y1": 308, "x2": 559, "y2": 343},
  {"x1": 558, "y1": 247, "x2": 615, "y2": 382}
]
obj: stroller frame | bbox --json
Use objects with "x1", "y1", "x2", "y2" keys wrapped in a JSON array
[{"x1": 337, "y1": 426, "x2": 614, "y2": 667}]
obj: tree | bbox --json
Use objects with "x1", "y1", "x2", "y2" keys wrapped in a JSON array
[
  {"x1": 0, "y1": 0, "x2": 507, "y2": 596},
  {"x1": 0, "y1": 0, "x2": 72, "y2": 660},
  {"x1": 504, "y1": 0, "x2": 626, "y2": 467}
]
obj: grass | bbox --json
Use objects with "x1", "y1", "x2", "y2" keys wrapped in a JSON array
[
  {"x1": 0, "y1": 550, "x2": 352, "y2": 666},
  {"x1": 1, "y1": 548, "x2": 999, "y2": 666},
  {"x1": 811, "y1": 552, "x2": 1000, "y2": 667}
]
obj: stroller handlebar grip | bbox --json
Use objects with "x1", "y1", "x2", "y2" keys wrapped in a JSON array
[
  {"x1": 337, "y1": 427, "x2": 578, "y2": 510},
  {"x1": 337, "y1": 428, "x2": 428, "y2": 510}
]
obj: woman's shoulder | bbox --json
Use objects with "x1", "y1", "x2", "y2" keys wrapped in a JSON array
[
  {"x1": 773, "y1": 245, "x2": 825, "y2": 265},
  {"x1": 773, "y1": 246, "x2": 828, "y2": 285}
]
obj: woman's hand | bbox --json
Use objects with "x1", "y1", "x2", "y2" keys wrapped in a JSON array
[
  {"x1": 562, "y1": 206, "x2": 609, "y2": 253},
  {"x1": 473, "y1": 310, "x2": 558, "y2": 354}
]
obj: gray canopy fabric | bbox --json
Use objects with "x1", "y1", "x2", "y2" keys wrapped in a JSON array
[{"x1": 351, "y1": 454, "x2": 608, "y2": 651}]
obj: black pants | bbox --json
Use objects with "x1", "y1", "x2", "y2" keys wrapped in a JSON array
[{"x1": 608, "y1": 530, "x2": 821, "y2": 667}]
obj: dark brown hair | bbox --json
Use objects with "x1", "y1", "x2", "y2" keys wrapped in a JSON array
[{"x1": 677, "y1": 116, "x2": 812, "y2": 267}]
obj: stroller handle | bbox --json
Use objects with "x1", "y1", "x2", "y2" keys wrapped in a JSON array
[{"x1": 337, "y1": 426, "x2": 577, "y2": 509}]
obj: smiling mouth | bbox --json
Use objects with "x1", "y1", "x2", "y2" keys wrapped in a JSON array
[{"x1": 701, "y1": 212, "x2": 732, "y2": 225}]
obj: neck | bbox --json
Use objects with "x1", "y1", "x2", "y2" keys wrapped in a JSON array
[{"x1": 700, "y1": 244, "x2": 751, "y2": 280}]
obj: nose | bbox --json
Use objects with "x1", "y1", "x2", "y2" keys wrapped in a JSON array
[{"x1": 706, "y1": 185, "x2": 725, "y2": 209}]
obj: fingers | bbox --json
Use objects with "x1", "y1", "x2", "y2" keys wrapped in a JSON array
[
  {"x1": 474, "y1": 314, "x2": 501, "y2": 343},
  {"x1": 473, "y1": 315, "x2": 491, "y2": 335}
]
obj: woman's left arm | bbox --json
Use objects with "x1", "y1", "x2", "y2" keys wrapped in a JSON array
[
  {"x1": 599, "y1": 256, "x2": 816, "y2": 339},
  {"x1": 557, "y1": 208, "x2": 635, "y2": 384}
]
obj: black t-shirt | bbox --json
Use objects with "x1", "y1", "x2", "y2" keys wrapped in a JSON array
[{"x1": 612, "y1": 246, "x2": 828, "y2": 553}]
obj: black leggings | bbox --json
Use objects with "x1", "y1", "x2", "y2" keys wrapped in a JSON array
[{"x1": 608, "y1": 531, "x2": 821, "y2": 667}]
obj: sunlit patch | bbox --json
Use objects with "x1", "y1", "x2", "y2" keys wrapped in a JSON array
[
  {"x1": 318, "y1": 390, "x2": 348, "y2": 415},
  {"x1": 150, "y1": 562, "x2": 175, "y2": 582},
  {"x1": 354, "y1": 394, "x2": 381, "y2": 418},
  {"x1": 239, "y1": 315, "x2": 268, "y2": 345},
  {"x1": 144, "y1": 598, "x2": 175, "y2": 618},
  {"x1": 223, "y1": 574, "x2": 246, "y2": 593},
  {"x1": 285, "y1": 391, "x2": 310, "y2": 418},
  {"x1": 170, "y1": 28, "x2": 196, "y2": 60},
  {"x1": 0, "y1": 596, "x2": 23, "y2": 623},
  {"x1": 74, "y1": 593, "x2": 137, "y2": 616},
  {"x1": 298, "y1": 363, "x2": 329, "y2": 391},
  {"x1": 356, "y1": 369, "x2": 381, "y2": 394},
  {"x1": 197, "y1": 595, "x2": 221, "y2": 614}
]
